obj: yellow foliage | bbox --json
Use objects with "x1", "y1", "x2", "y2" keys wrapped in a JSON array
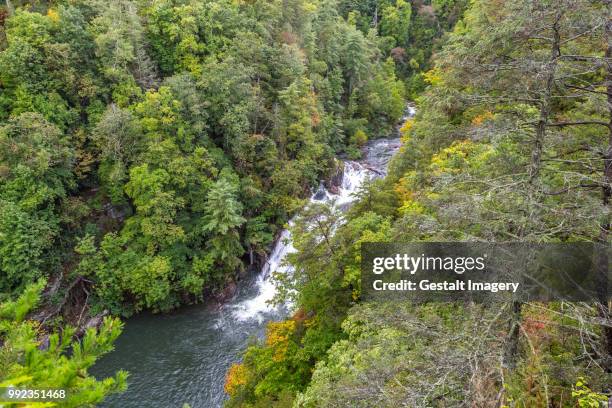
[
  {"x1": 430, "y1": 140, "x2": 479, "y2": 176},
  {"x1": 224, "y1": 363, "x2": 250, "y2": 396},
  {"x1": 350, "y1": 129, "x2": 368, "y2": 147},
  {"x1": 423, "y1": 68, "x2": 443, "y2": 86},
  {"x1": 398, "y1": 199, "x2": 426, "y2": 216},
  {"x1": 303, "y1": 2, "x2": 318, "y2": 13},
  {"x1": 425, "y1": 191, "x2": 440, "y2": 200},
  {"x1": 266, "y1": 320, "x2": 296, "y2": 362},
  {"x1": 394, "y1": 171, "x2": 418, "y2": 202},
  {"x1": 265, "y1": 320, "x2": 296, "y2": 347},
  {"x1": 399, "y1": 118, "x2": 414, "y2": 143},
  {"x1": 429, "y1": 140, "x2": 495, "y2": 184},
  {"x1": 395, "y1": 171, "x2": 426, "y2": 215},
  {"x1": 47, "y1": 8, "x2": 60, "y2": 23},
  {"x1": 394, "y1": 181, "x2": 414, "y2": 203}
]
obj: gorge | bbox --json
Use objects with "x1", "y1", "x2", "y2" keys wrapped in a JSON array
[{"x1": 92, "y1": 107, "x2": 414, "y2": 408}]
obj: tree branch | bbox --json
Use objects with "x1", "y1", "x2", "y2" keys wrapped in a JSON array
[
  {"x1": 547, "y1": 120, "x2": 610, "y2": 128},
  {"x1": 564, "y1": 83, "x2": 612, "y2": 96}
]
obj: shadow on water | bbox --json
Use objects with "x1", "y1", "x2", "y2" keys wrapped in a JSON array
[{"x1": 92, "y1": 271, "x2": 284, "y2": 408}]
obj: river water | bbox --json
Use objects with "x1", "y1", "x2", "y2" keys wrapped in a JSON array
[{"x1": 92, "y1": 107, "x2": 414, "y2": 408}]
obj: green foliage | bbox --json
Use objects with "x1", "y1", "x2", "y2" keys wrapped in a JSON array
[
  {"x1": 0, "y1": 281, "x2": 127, "y2": 407},
  {"x1": 89, "y1": 0, "x2": 158, "y2": 91},
  {"x1": 225, "y1": 316, "x2": 324, "y2": 408},
  {"x1": 338, "y1": 0, "x2": 469, "y2": 93},
  {"x1": 0, "y1": 0, "x2": 519, "y2": 406},
  {"x1": 0, "y1": 0, "x2": 407, "y2": 315},
  {"x1": 379, "y1": 0, "x2": 411, "y2": 45},
  {"x1": 237, "y1": 0, "x2": 611, "y2": 406},
  {"x1": 201, "y1": 177, "x2": 246, "y2": 273},
  {"x1": 92, "y1": 104, "x2": 143, "y2": 204},
  {"x1": 572, "y1": 377, "x2": 609, "y2": 408},
  {"x1": 0, "y1": 113, "x2": 74, "y2": 293},
  {"x1": 227, "y1": 203, "x2": 395, "y2": 406},
  {"x1": 295, "y1": 303, "x2": 493, "y2": 407}
]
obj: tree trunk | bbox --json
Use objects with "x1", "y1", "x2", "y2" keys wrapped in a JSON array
[
  {"x1": 598, "y1": 2, "x2": 612, "y2": 373},
  {"x1": 529, "y1": 17, "x2": 561, "y2": 182},
  {"x1": 4, "y1": 0, "x2": 13, "y2": 15},
  {"x1": 505, "y1": 15, "x2": 564, "y2": 373},
  {"x1": 503, "y1": 300, "x2": 522, "y2": 370},
  {"x1": 373, "y1": 5, "x2": 378, "y2": 28}
]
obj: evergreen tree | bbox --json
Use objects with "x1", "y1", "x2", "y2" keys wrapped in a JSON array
[
  {"x1": 0, "y1": 280, "x2": 127, "y2": 407},
  {"x1": 201, "y1": 177, "x2": 246, "y2": 273}
]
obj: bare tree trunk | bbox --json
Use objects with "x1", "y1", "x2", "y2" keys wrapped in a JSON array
[
  {"x1": 598, "y1": 1, "x2": 612, "y2": 372},
  {"x1": 504, "y1": 15, "x2": 564, "y2": 372},
  {"x1": 503, "y1": 300, "x2": 522, "y2": 370},
  {"x1": 530, "y1": 17, "x2": 562, "y2": 182},
  {"x1": 373, "y1": 5, "x2": 378, "y2": 28}
]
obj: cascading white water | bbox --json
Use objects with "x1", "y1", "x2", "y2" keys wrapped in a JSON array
[
  {"x1": 230, "y1": 160, "x2": 378, "y2": 322},
  {"x1": 230, "y1": 228, "x2": 295, "y2": 322},
  {"x1": 230, "y1": 105, "x2": 416, "y2": 323},
  {"x1": 93, "y1": 105, "x2": 416, "y2": 408}
]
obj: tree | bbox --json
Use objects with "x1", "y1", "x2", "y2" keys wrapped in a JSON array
[
  {"x1": 0, "y1": 280, "x2": 127, "y2": 407},
  {"x1": 0, "y1": 113, "x2": 73, "y2": 292},
  {"x1": 432, "y1": 0, "x2": 610, "y2": 369},
  {"x1": 89, "y1": 0, "x2": 158, "y2": 92},
  {"x1": 379, "y1": 0, "x2": 411, "y2": 46},
  {"x1": 124, "y1": 164, "x2": 186, "y2": 252},
  {"x1": 0, "y1": 112, "x2": 73, "y2": 190},
  {"x1": 201, "y1": 177, "x2": 246, "y2": 274},
  {"x1": 92, "y1": 104, "x2": 143, "y2": 204}
]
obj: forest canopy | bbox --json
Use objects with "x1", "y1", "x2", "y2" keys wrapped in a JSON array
[
  {"x1": 0, "y1": 0, "x2": 452, "y2": 404},
  {"x1": 1, "y1": 0, "x2": 610, "y2": 407},
  {"x1": 225, "y1": 0, "x2": 612, "y2": 407},
  {"x1": 0, "y1": 0, "x2": 429, "y2": 314}
]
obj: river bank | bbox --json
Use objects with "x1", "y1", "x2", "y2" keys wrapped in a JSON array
[{"x1": 91, "y1": 106, "x2": 414, "y2": 407}]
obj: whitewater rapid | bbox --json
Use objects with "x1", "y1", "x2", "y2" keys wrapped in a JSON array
[
  {"x1": 92, "y1": 105, "x2": 415, "y2": 408},
  {"x1": 229, "y1": 105, "x2": 415, "y2": 323},
  {"x1": 229, "y1": 160, "x2": 371, "y2": 322}
]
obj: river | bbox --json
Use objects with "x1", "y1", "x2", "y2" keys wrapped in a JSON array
[{"x1": 92, "y1": 106, "x2": 414, "y2": 407}]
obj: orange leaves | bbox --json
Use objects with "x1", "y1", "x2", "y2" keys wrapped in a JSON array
[
  {"x1": 471, "y1": 111, "x2": 494, "y2": 126},
  {"x1": 265, "y1": 320, "x2": 296, "y2": 347},
  {"x1": 292, "y1": 308, "x2": 308, "y2": 323},
  {"x1": 521, "y1": 308, "x2": 553, "y2": 347},
  {"x1": 280, "y1": 31, "x2": 298, "y2": 45},
  {"x1": 0, "y1": 9, "x2": 7, "y2": 27},
  {"x1": 522, "y1": 316, "x2": 547, "y2": 337},
  {"x1": 394, "y1": 175, "x2": 415, "y2": 203},
  {"x1": 311, "y1": 110, "x2": 321, "y2": 127},
  {"x1": 224, "y1": 363, "x2": 249, "y2": 396}
]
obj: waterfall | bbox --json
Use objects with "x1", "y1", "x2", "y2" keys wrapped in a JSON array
[
  {"x1": 92, "y1": 105, "x2": 415, "y2": 408},
  {"x1": 230, "y1": 160, "x2": 379, "y2": 322},
  {"x1": 230, "y1": 106, "x2": 415, "y2": 322},
  {"x1": 230, "y1": 228, "x2": 295, "y2": 322},
  {"x1": 229, "y1": 104, "x2": 415, "y2": 322}
]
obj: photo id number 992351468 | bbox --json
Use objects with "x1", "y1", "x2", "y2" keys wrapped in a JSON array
[{"x1": 0, "y1": 387, "x2": 67, "y2": 402}]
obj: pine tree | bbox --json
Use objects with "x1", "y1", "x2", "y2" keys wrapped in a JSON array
[
  {"x1": 201, "y1": 178, "x2": 246, "y2": 272},
  {"x1": 0, "y1": 280, "x2": 128, "y2": 407}
]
